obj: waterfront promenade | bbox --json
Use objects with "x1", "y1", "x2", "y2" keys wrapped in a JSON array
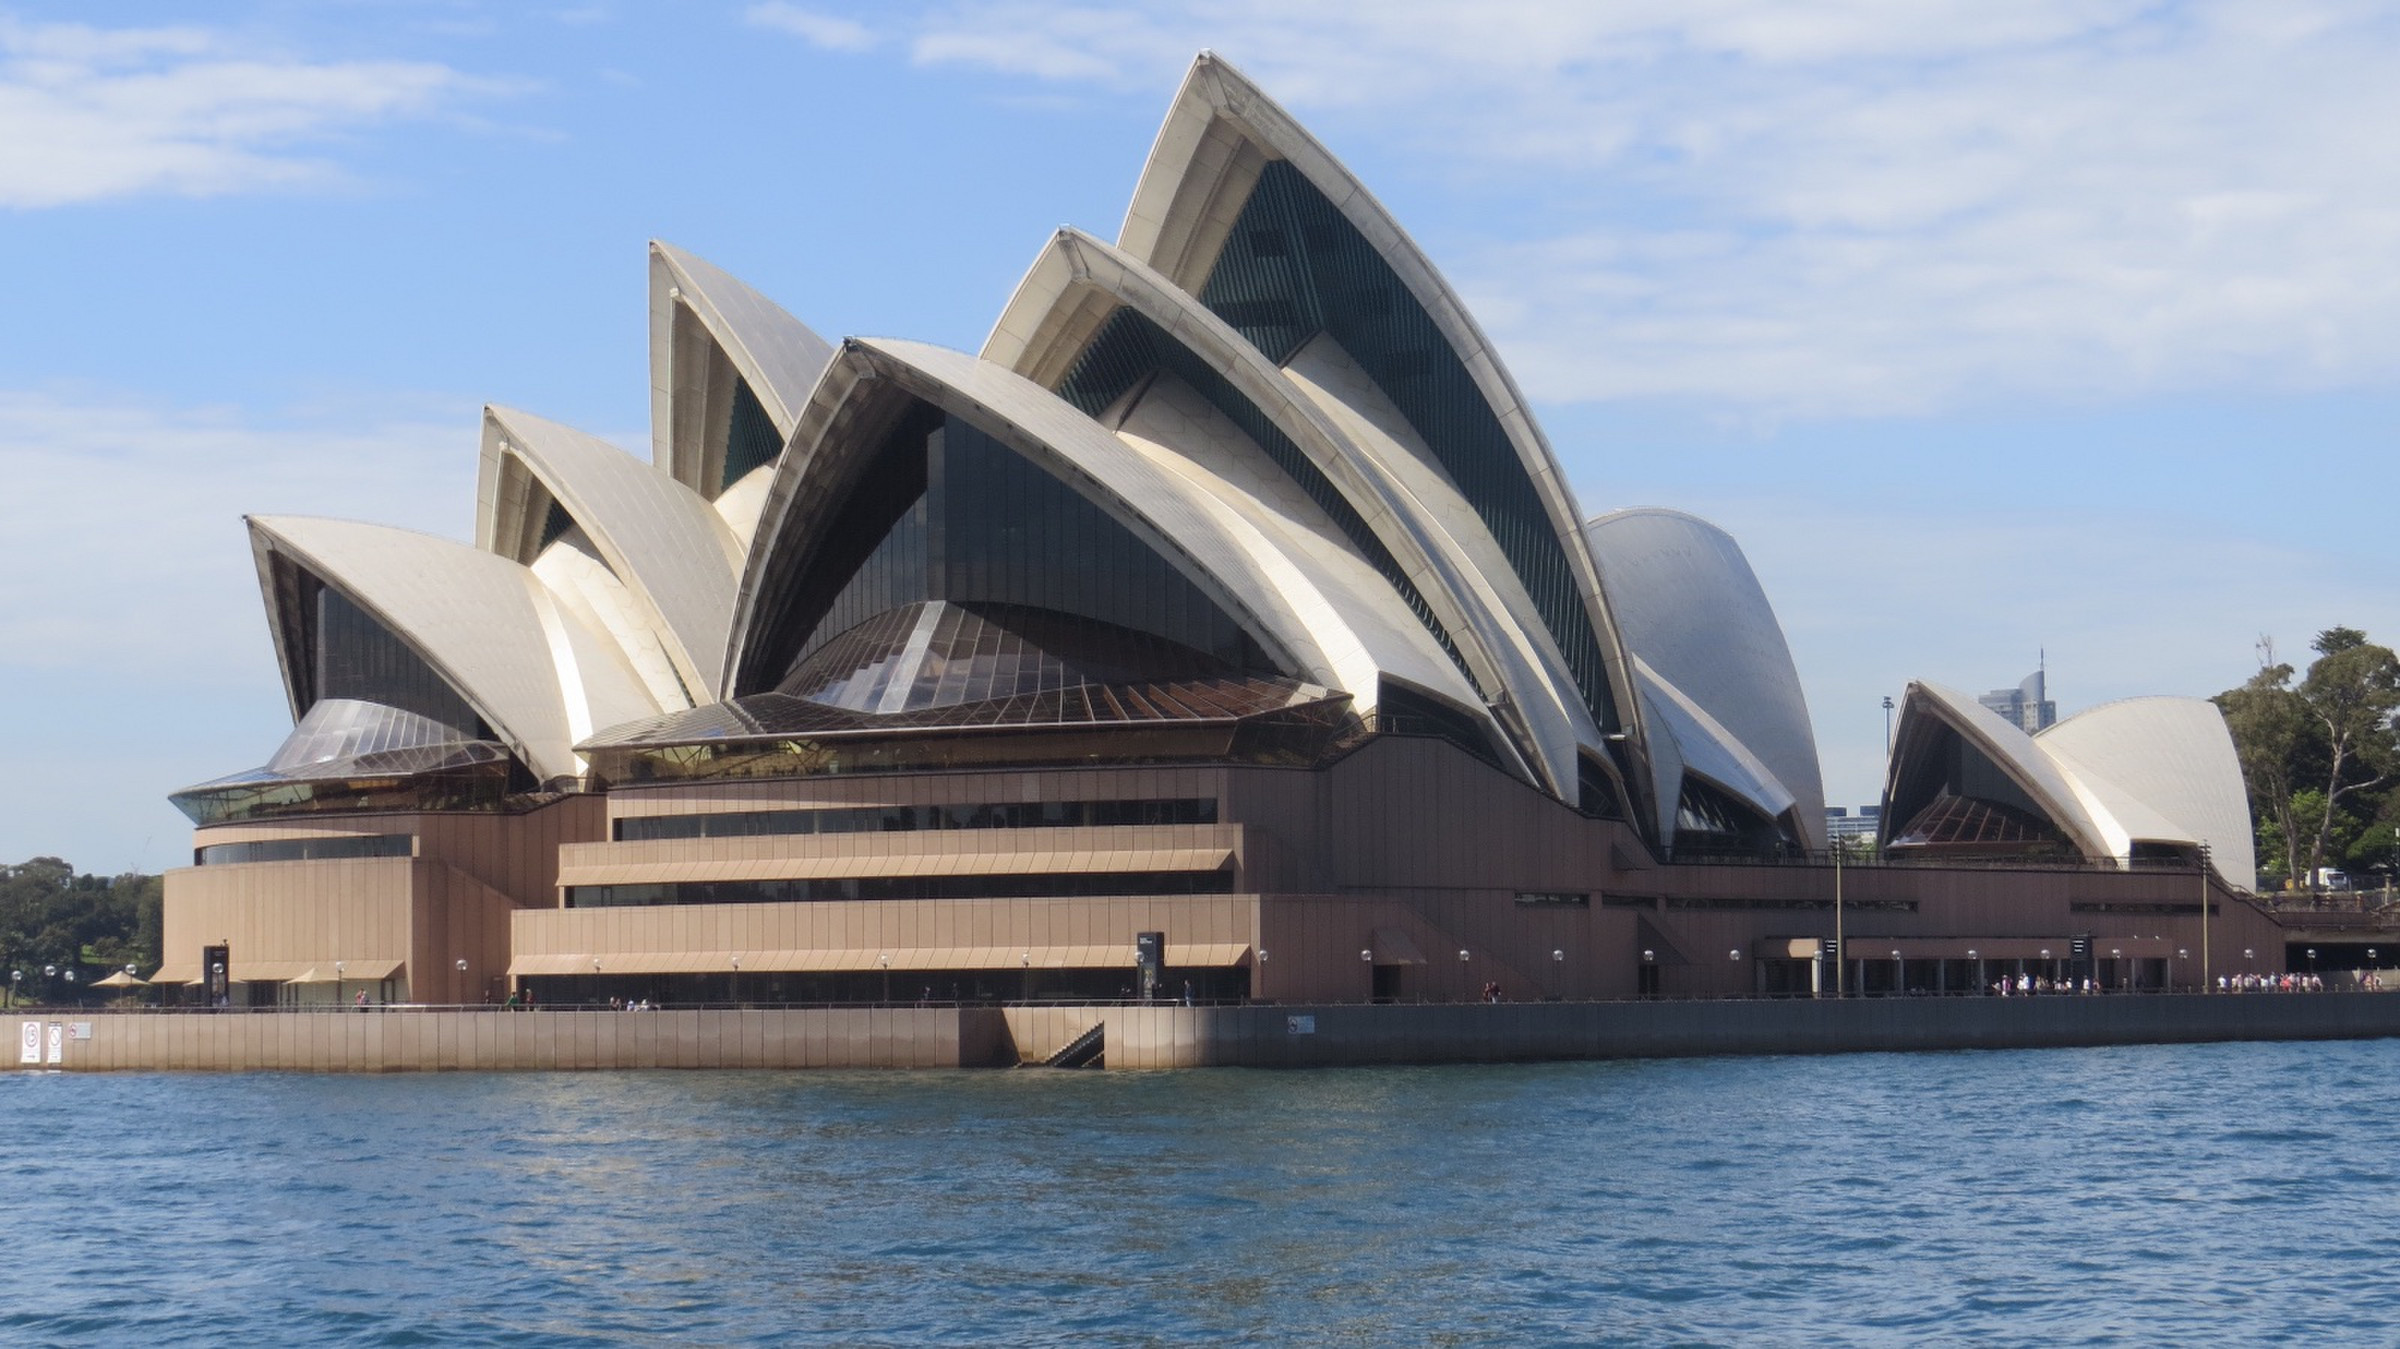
[{"x1": 16, "y1": 991, "x2": 2400, "y2": 1072}]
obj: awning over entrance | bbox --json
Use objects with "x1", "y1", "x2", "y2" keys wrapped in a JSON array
[
  {"x1": 147, "y1": 959, "x2": 406, "y2": 984},
  {"x1": 510, "y1": 943, "x2": 1254, "y2": 976},
  {"x1": 556, "y1": 847, "x2": 1236, "y2": 889},
  {"x1": 287, "y1": 960, "x2": 405, "y2": 983}
]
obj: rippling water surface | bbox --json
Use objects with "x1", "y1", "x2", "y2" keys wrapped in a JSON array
[{"x1": 5, "y1": 1040, "x2": 2398, "y2": 1345}]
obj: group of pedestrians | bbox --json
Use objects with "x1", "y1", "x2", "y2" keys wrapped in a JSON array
[
  {"x1": 2220, "y1": 972, "x2": 2326, "y2": 992},
  {"x1": 1992, "y1": 975, "x2": 2098, "y2": 996}
]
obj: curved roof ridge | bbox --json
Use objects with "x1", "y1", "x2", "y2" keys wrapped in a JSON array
[
  {"x1": 1110, "y1": 371, "x2": 1485, "y2": 722},
  {"x1": 647, "y1": 240, "x2": 836, "y2": 499},
  {"x1": 1635, "y1": 656, "x2": 1798, "y2": 836},
  {"x1": 479, "y1": 405, "x2": 741, "y2": 697},
  {"x1": 979, "y1": 226, "x2": 1593, "y2": 795},
  {"x1": 1583, "y1": 508, "x2": 1824, "y2": 850},
  {"x1": 246, "y1": 514, "x2": 657, "y2": 782},
  {"x1": 1114, "y1": 51, "x2": 1649, "y2": 814},
  {"x1": 1892, "y1": 681, "x2": 2111, "y2": 858},
  {"x1": 2038, "y1": 695, "x2": 2256, "y2": 885},
  {"x1": 730, "y1": 337, "x2": 1352, "y2": 696}
]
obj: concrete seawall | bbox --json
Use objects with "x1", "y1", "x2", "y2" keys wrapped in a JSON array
[{"x1": 14, "y1": 995, "x2": 2400, "y2": 1073}]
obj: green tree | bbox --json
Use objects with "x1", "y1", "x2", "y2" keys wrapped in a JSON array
[
  {"x1": 2216, "y1": 628, "x2": 2400, "y2": 892},
  {"x1": 0, "y1": 860, "x2": 164, "y2": 1005},
  {"x1": 2295, "y1": 630, "x2": 2400, "y2": 887}
]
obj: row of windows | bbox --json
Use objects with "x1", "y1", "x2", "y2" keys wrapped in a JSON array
[
  {"x1": 566, "y1": 869, "x2": 1236, "y2": 908},
  {"x1": 196, "y1": 833, "x2": 414, "y2": 866},
  {"x1": 614, "y1": 797, "x2": 1219, "y2": 842},
  {"x1": 1663, "y1": 897, "x2": 1922, "y2": 913}
]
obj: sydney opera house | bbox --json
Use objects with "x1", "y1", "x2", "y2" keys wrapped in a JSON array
[{"x1": 156, "y1": 55, "x2": 2278, "y2": 1011}]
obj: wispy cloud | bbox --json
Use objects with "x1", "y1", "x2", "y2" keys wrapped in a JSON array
[
  {"x1": 743, "y1": 3, "x2": 879, "y2": 53},
  {"x1": 838, "y1": 0, "x2": 2400, "y2": 418},
  {"x1": 0, "y1": 18, "x2": 486, "y2": 208},
  {"x1": 0, "y1": 387, "x2": 471, "y2": 681}
]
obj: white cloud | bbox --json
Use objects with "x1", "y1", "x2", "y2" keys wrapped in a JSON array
[
  {"x1": 743, "y1": 3, "x2": 879, "y2": 53},
  {"x1": 0, "y1": 18, "x2": 480, "y2": 208},
  {"x1": 0, "y1": 387, "x2": 471, "y2": 682},
  {"x1": 871, "y1": 0, "x2": 2400, "y2": 417}
]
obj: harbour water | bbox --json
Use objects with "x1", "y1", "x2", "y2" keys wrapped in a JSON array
[{"x1": 6, "y1": 1040, "x2": 2397, "y2": 1345}]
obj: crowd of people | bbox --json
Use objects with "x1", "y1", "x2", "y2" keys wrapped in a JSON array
[{"x1": 2220, "y1": 972, "x2": 2331, "y2": 992}]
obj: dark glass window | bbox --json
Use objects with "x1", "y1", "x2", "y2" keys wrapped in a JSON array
[
  {"x1": 567, "y1": 869, "x2": 1235, "y2": 908},
  {"x1": 769, "y1": 403, "x2": 1274, "y2": 692},
  {"x1": 615, "y1": 798, "x2": 1218, "y2": 842},
  {"x1": 1195, "y1": 159, "x2": 1619, "y2": 732},
  {"x1": 196, "y1": 833, "x2": 414, "y2": 866},
  {"x1": 314, "y1": 585, "x2": 485, "y2": 736},
  {"x1": 721, "y1": 376, "x2": 784, "y2": 492},
  {"x1": 536, "y1": 497, "x2": 577, "y2": 552}
]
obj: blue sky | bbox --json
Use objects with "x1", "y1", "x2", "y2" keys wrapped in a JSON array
[{"x1": 3, "y1": 1, "x2": 2394, "y2": 874}]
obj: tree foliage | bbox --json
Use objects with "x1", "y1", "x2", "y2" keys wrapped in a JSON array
[
  {"x1": 2215, "y1": 629, "x2": 2400, "y2": 890},
  {"x1": 0, "y1": 859, "x2": 162, "y2": 1005}
]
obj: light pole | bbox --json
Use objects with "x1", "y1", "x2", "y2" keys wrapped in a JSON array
[
  {"x1": 2199, "y1": 844, "x2": 2211, "y2": 993},
  {"x1": 1882, "y1": 695, "x2": 1895, "y2": 756},
  {"x1": 1832, "y1": 831, "x2": 1846, "y2": 998},
  {"x1": 1891, "y1": 948, "x2": 1903, "y2": 997},
  {"x1": 1969, "y1": 948, "x2": 1981, "y2": 996},
  {"x1": 2112, "y1": 947, "x2": 2124, "y2": 993}
]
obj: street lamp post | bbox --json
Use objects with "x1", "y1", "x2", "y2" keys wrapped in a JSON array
[
  {"x1": 1969, "y1": 948, "x2": 1982, "y2": 996},
  {"x1": 1832, "y1": 833, "x2": 1846, "y2": 998}
]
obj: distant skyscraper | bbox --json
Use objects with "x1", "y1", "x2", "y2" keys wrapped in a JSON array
[
  {"x1": 1824, "y1": 806, "x2": 1882, "y2": 844},
  {"x1": 1979, "y1": 662, "x2": 2057, "y2": 733}
]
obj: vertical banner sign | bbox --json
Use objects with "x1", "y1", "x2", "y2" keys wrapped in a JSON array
[
  {"x1": 1135, "y1": 931, "x2": 1165, "y2": 1003},
  {"x1": 45, "y1": 1022, "x2": 63, "y2": 1065},
  {"x1": 17, "y1": 1021, "x2": 38, "y2": 1064}
]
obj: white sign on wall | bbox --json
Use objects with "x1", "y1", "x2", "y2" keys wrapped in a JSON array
[
  {"x1": 17, "y1": 1021, "x2": 37, "y2": 1064},
  {"x1": 67, "y1": 1022, "x2": 91, "y2": 1041},
  {"x1": 45, "y1": 1022, "x2": 63, "y2": 1065},
  {"x1": 1286, "y1": 1015, "x2": 1317, "y2": 1035}
]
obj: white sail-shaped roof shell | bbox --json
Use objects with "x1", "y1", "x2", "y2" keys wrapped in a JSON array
[
  {"x1": 1113, "y1": 51, "x2": 1650, "y2": 815},
  {"x1": 2038, "y1": 697, "x2": 2257, "y2": 887},
  {"x1": 647, "y1": 240, "x2": 836, "y2": 538},
  {"x1": 1112, "y1": 376, "x2": 1482, "y2": 718},
  {"x1": 476, "y1": 405, "x2": 742, "y2": 702},
  {"x1": 1586, "y1": 509, "x2": 1825, "y2": 850},
  {"x1": 1890, "y1": 682, "x2": 2112, "y2": 858},
  {"x1": 1885, "y1": 682, "x2": 2255, "y2": 887},
  {"x1": 249, "y1": 515, "x2": 657, "y2": 783},
  {"x1": 1635, "y1": 662, "x2": 1802, "y2": 848},
  {"x1": 733, "y1": 337, "x2": 1382, "y2": 697},
  {"x1": 981, "y1": 227, "x2": 1586, "y2": 790}
]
